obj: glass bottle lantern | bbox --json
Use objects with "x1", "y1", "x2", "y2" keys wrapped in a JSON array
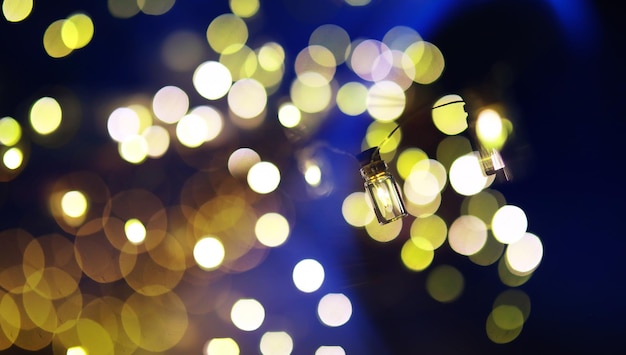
[{"x1": 358, "y1": 147, "x2": 407, "y2": 224}]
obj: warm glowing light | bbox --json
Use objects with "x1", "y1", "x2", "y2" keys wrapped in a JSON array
[
  {"x1": 476, "y1": 108, "x2": 507, "y2": 149},
  {"x1": 304, "y1": 164, "x2": 322, "y2": 186},
  {"x1": 505, "y1": 233, "x2": 543, "y2": 275},
  {"x1": 278, "y1": 102, "x2": 301, "y2": 128},
  {"x1": 2, "y1": 147, "x2": 23, "y2": 170},
  {"x1": 290, "y1": 73, "x2": 332, "y2": 113},
  {"x1": 193, "y1": 105, "x2": 223, "y2": 142},
  {"x1": 448, "y1": 215, "x2": 488, "y2": 256},
  {"x1": 63, "y1": 13, "x2": 94, "y2": 49},
  {"x1": 260, "y1": 331, "x2": 293, "y2": 355},
  {"x1": 176, "y1": 113, "x2": 210, "y2": 148},
  {"x1": 404, "y1": 41, "x2": 445, "y2": 84},
  {"x1": 61, "y1": 190, "x2": 88, "y2": 218},
  {"x1": 336, "y1": 82, "x2": 368, "y2": 116},
  {"x1": 118, "y1": 135, "x2": 148, "y2": 164},
  {"x1": 449, "y1": 153, "x2": 492, "y2": 196},
  {"x1": 193, "y1": 61, "x2": 233, "y2": 100},
  {"x1": 409, "y1": 214, "x2": 447, "y2": 251},
  {"x1": 124, "y1": 218, "x2": 146, "y2": 245},
  {"x1": 341, "y1": 192, "x2": 375, "y2": 227},
  {"x1": 492, "y1": 205, "x2": 528, "y2": 244},
  {"x1": 44, "y1": 20, "x2": 73, "y2": 58},
  {"x1": 2, "y1": 0, "x2": 33, "y2": 22},
  {"x1": 365, "y1": 218, "x2": 403, "y2": 242},
  {"x1": 108, "y1": 107, "x2": 141, "y2": 142},
  {"x1": 152, "y1": 86, "x2": 189, "y2": 124},
  {"x1": 230, "y1": 0, "x2": 260, "y2": 18},
  {"x1": 66, "y1": 346, "x2": 87, "y2": 355},
  {"x1": 317, "y1": 293, "x2": 352, "y2": 327},
  {"x1": 228, "y1": 147, "x2": 261, "y2": 177},
  {"x1": 30, "y1": 97, "x2": 62, "y2": 135},
  {"x1": 205, "y1": 338, "x2": 240, "y2": 355},
  {"x1": 207, "y1": 14, "x2": 248, "y2": 55},
  {"x1": 247, "y1": 161, "x2": 280, "y2": 194},
  {"x1": 293, "y1": 259, "x2": 325, "y2": 293},
  {"x1": 401, "y1": 237, "x2": 434, "y2": 271},
  {"x1": 366, "y1": 80, "x2": 405, "y2": 122},
  {"x1": 258, "y1": 42, "x2": 285, "y2": 71},
  {"x1": 193, "y1": 236, "x2": 225, "y2": 270},
  {"x1": 228, "y1": 78, "x2": 267, "y2": 119},
  {"x1": 255, "y1": 212, "x2": 290, "y2": 247},
  {"x1": 142, "y1": 125, "x2": 170, "y2": 158},
  {"x1": 432, "y1": 94, "x2": 467, "y2": 135},
  {"x1": 231, "y1": 298, "x2": 265, "y2": 331},
  {"x1": 396, "y1": 147, "x2": 428, "y2": 179},
  {"x1": 0, "y1": 117, "x2": 22, "y2": 146}
]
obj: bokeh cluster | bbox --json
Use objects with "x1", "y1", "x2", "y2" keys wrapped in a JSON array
[{"x1": 0, "y1": 0, "x2": 542, "y2": 353}]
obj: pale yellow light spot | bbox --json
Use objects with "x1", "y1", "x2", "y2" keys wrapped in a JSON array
[
  {"x1": 152, "y1": 86, "x2": 189, "y2": 124},
  {"x1": 366, "y1": 80, "x2": 405, "y2": 122},
  {"x1": 142, "y1": 125, "x2": 170, "y2": 158},
  {"x1": 432, "y1": 94, "x2": 467, "y2": 135},
  {"x1": 61, "y1": 190, "x2": 88, "y2": 218},
  {"x1": 229, "y1": 0, "x2": 260, "y2": 18},
  {"x1": 0, "y1": 117, "x2": 22, "y2": 146},
  {"x1": 342, "y1": 192, "x2": 375, "y2": 227},
  {"x1": 207, "y1": 14, "x2": 248, "y2": 55},
  {"x1": 118, "y1": 134, "x2": 148, "y2": 164},
  {"x1": 66, "y1": 346, "x2": 87, "y2": 355},
  {"x1": 476, "y1": 108, "x2": 508, "y2": 149},
  {"x1": 492, "y1": 205, "x2": 527, "y2": 244},
  {"x1": 278, "y1": 103, "x2": 301, "y2": 128},
  {"x1": 293, "y1": 259, "x2": 324, "y2": 293},
  {"x1": 258, "y1": 42, "x2": 285, "y2": 71},
  {"x1": 43, "y1": 20, "x2": 73, "y2": 58},
  {"x1": 228, "y1": 147, "x2": 260, "y2": 177},
  {"x1": 247, "y1": 161, "x2": 280, "y2": 194},
  {"x1": 205, "y1": 338, "x2": 240, "y2": 355},
  {"x1": 193, "y1": 236, "x2": 225, "y2": 270},
  {"x1": 448, "y1": 215, "x2": 488, "y2": 256},
  {"x1": 2, "y1": 147, "x2": 23, "y2": 170},
  {"x1": 63, "y1": 13, "x2": 94, "y2": 49},
  {"x1": 260, "y1": 331, "x2": 293, "y2": 355},
  {"x1": 401, "y1": 237, "x2": 434, "y2": 271},
  {"x1": 449, "y1": 153, "x2": 492, "y2": 196},
  {"x1": 336, "y1": 81, "x2": 368, "y2": 116},
  {"x1": 231, "y1": 298, "x2": 265, "y2": 331},
  {"x1": 255, "y1": 213, "x2": 290, "y2": 247},
  {"x1": 228, "y1": 78, "x2": 267, "y2": 119},
  {"x1": 304, "y1": 164, "x2": 322, "y2": 186},
  {"x1": 125, "y1": 218, "x2": 146, "y2": 245},
  {"x1": 193, "y1": 61, "x2": 233, "y2": 100},
  {"x1": 2, "y1": 0, "x2": 33, "y2": 22},
  {"x1": 30, "y1": 97, "x2": 62, "y2": 135}
]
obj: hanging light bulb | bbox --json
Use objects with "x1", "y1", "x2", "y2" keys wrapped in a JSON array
[{"x1": 357, "y1": 147, "x2": 407, "y2": 224}]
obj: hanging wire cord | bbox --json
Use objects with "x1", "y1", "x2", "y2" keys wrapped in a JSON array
[{"x1": 368, "y1": 99, "x2": 466, "y2": 163}]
